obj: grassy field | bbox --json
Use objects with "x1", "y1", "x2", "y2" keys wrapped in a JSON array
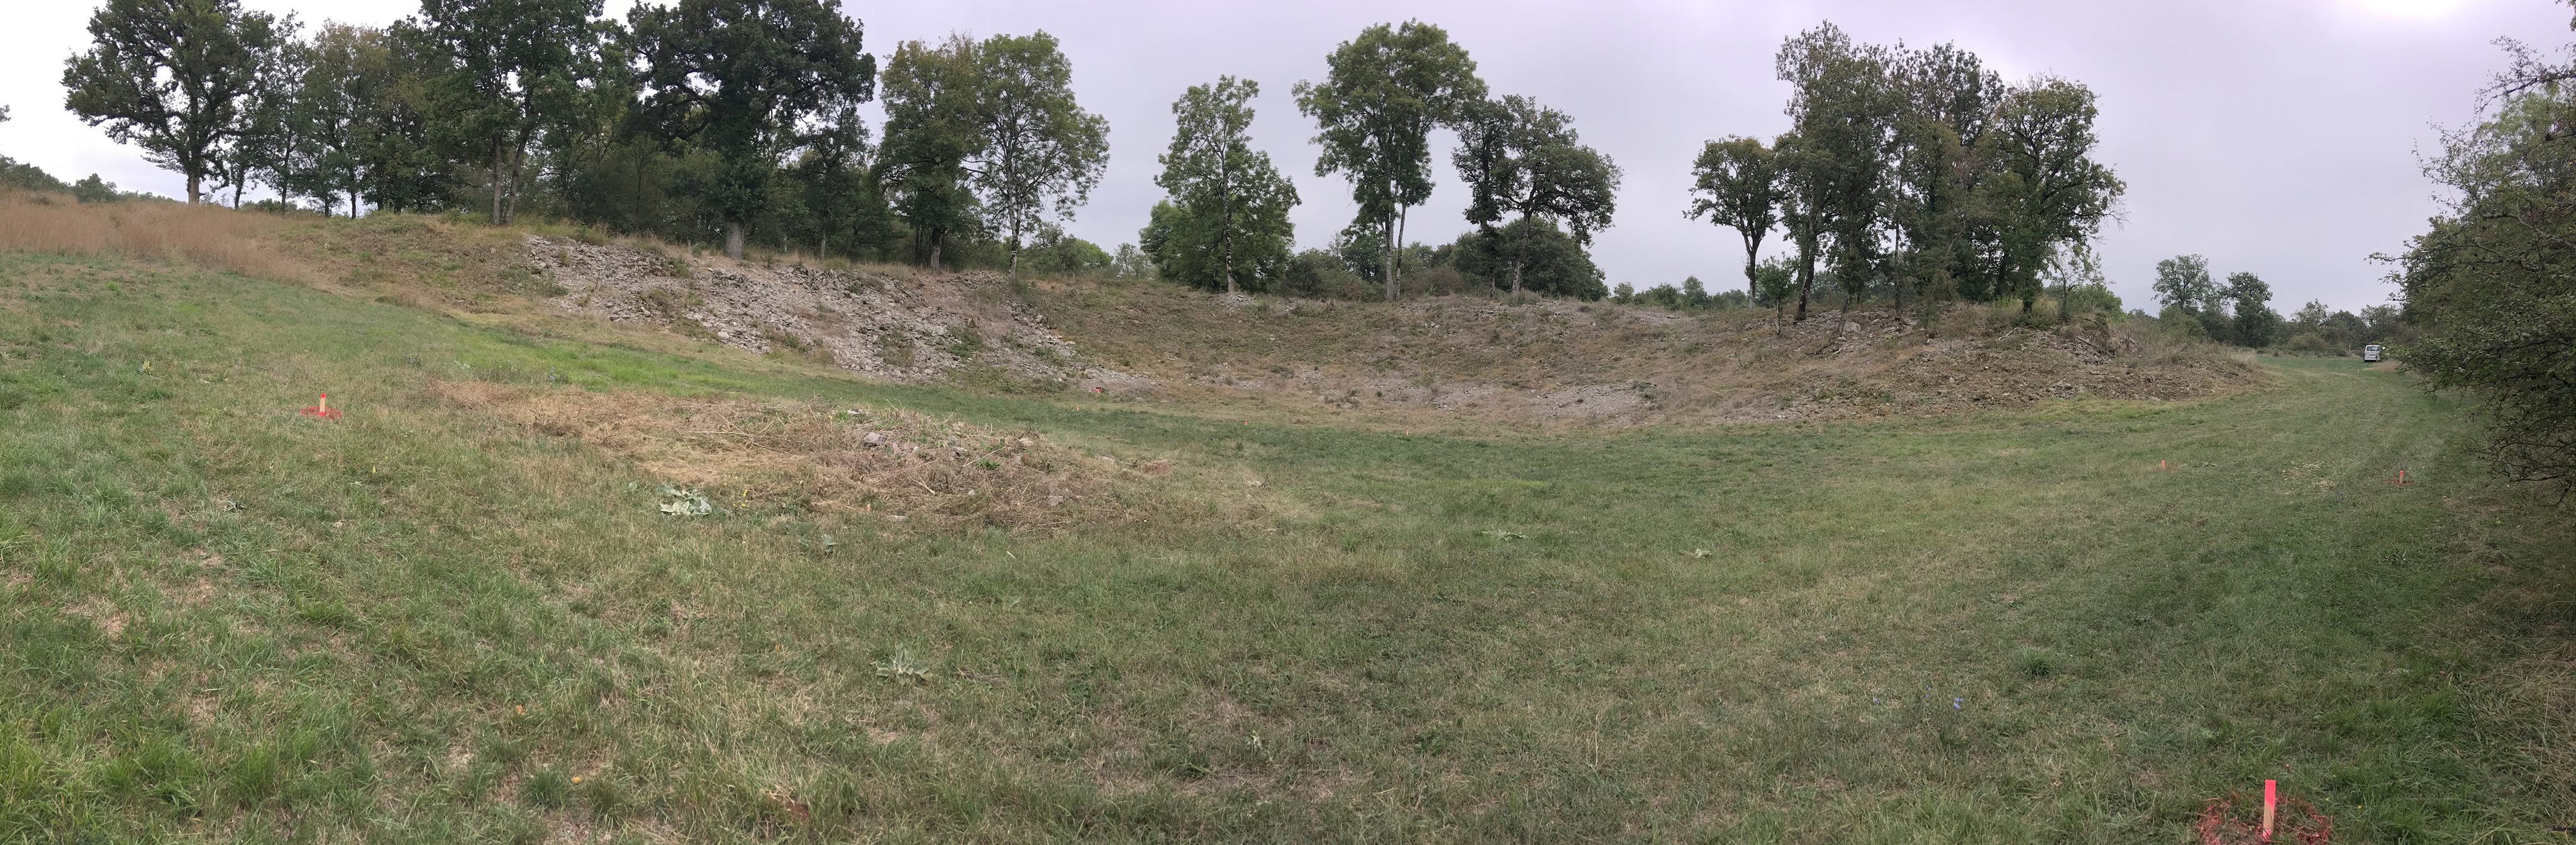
[{"x1": 3, "y1": 249, "x2": 2573, "y2": 843}]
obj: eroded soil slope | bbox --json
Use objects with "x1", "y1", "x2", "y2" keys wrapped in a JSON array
[
  {"x1": 1035, "y1": 279, "x2": 2259, "y2": 426},
  {"x1": 532, "y1": 235, "x2": 1140, "y2": 391}
]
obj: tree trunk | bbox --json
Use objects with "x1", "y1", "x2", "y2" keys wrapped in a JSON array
[
  {"x1": 1397, "y1": 205, "x2": 1409, "y2": 289},
  {"x1": 1511, "y1": 215, "x2": 1531, "y2": 294},
  {"x1": 928, "y1": 236, "x2": 944, "y2": 272},
  {"x1": 186, "y1": 171, "x2": 202, "y2": 205},
  {"x1": 491, "y1": 137, "x2": 506, "y2": 225},
  {"x1": 1007, "y1": 216, "x2": 1022, "y2": 276},
  {"x1": 1740, "y1": 230, "x2": 1763, "y2": 298},
  {"x1": 1382, "y1": 213, "x2": 1398, "y2": 302},
  {"x1": 1221, "y1": 180, "x2": 1238, "y2": 296},
  {"x1": 723, "y1": 221, "x2": 745, "y2": 260},
  {"x1": 1794, "y1": 244, "x2": 1814, "y2": 323},
  {"x1": 503, "y1": 142, "x2": 525, "y2": 225}
]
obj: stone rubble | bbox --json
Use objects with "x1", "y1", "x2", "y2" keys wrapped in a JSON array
[{"x1": 528, "y1": 235, "x2": 1143, "y2": 390}]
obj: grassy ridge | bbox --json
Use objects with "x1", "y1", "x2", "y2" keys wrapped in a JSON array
[{"x1": 1, "y1": 252, "x2": 2571, "y2": 843}]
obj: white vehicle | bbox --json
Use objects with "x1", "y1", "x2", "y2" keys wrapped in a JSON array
[{"x1": 2362, "y1": 344, "x2": 2382, "y2": 363}]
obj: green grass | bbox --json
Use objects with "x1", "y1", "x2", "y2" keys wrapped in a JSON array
[{"x1": 3, "y1": 251, "x2": 2573, "y2": 843}]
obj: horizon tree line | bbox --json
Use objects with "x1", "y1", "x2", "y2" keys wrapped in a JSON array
[{"x1": 44, "y1": 1, "x2": 2133, "y2": 309}]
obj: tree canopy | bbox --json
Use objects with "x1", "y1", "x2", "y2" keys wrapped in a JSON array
[
  {"x1": 1687, "y1": 136, "x2": 1783, "y2": 299},
  {"x1": 417, "y1": 0, "x2": 602, "y2": 223},
  {"x1": 1149, "y1": 76, "x2": 1297, "y2": 294},
  {"x1": 2152, "y1": 254, "x2": 2218, "y2": 314},
  {"x1": 62, "y1": 0, "x2": 290, "y2": 203},
  {"x1": 972, "y1": 31, "x2": 1109, "y2": 274},
  {"x1": 626, "y1": 0, "x2": 874, "y2": 259},
  {"x1": 2394, "y1": 39, "x2": 2576, "y2": 493},
  {"x1": 1453, "y1": 94, "x2": 1621, "y2": 293},
  {"x1": 876, "y1": 35, "x2": 984, "y2": 270},
  {"x1": 1295, "y1": 21, "x2": 1486, "y2": 300}
]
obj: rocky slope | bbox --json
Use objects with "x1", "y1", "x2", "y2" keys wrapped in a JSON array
[{"x1": 531, "y1": 235, "x2": 1142, "y2": 391}]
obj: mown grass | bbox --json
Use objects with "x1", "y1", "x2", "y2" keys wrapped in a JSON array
[{"x1": 2, "y1": 250, "x2": 2573, "y2": 843}]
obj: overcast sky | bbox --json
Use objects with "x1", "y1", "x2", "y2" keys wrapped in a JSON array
[{"x1": 2, "y1": 0, "x2": 2563, "y2": 311}]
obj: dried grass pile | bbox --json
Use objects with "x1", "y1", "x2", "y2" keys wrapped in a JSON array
[{"x1": 436, "y1": 381, "x2": 1140, "y2": 530}]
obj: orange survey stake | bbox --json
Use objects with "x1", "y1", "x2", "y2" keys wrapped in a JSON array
[{"x1": 300, "y1": 393, "x2": 341, "y2": 420}]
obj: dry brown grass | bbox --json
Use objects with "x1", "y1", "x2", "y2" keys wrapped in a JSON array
[
  {"x1": 432, "y1": 380, "x2": 1145, "y2": 530},
  {"x1": 0, "y1": 191, "x2": 320, "y2": 283},
  {"x1": 1031, "y1": 278, "x2": 2262, "y2": 428}
]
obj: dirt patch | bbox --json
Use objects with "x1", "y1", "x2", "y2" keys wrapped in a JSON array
[
  {"x1": 435, "y1": 381, "x2": 1142, "y2": 531},
  {"x1": 65, "y1": 598, "x2": 127, "y2": 640},
  {"x1": 531, "y1": 236, "x2": 1138, "y2": 391}
]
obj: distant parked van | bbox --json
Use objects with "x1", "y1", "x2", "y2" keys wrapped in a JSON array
[{"x1": 2363, "y1": 344, "x2": 2382, "y2": 363}]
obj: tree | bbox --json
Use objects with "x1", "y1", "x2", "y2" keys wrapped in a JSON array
[
  {"x1": 355, "y1": 22, "x2": 449, "y2": 215},
  {"x1": 973, "y1": 31, "x2": 1109, "y2": 274},
  {"x1": 1976, "y1": 77, "x2": 2125, "y2": 311},
  {"x1": 1295, "y1": 21, "x2": 1487, "y2": 301},
  {"x1": 1687, "y1": 136, "x2": 1782, "y2": 299},
  {"x1": 62, "y1": 0, "x2": 289, "y2": 204},
  {"x1": 1453, "y1": 95, "x2": 1620, "y2": 293},
  {"x1": 1885, "y1": 42, "x2": 2000, "y2": 301},
  {"x1": 1747, "y1": 25, "x2": 2124, "y2": 314},
  {"x1": 72, "y1": 174, "x2": 125, "y2": 203},
  {"x1": 787, "y1": 107, "x2": 896, "y2": 260},
  {"x1": 1754, "y1": 255, "x2": 1799, "y2": 333},
  {"x1": 1774, "y1": 131, "x2": 1829, "y2": 322},
  {"x1": 1776, "y1": 23, "x2": 1899, "y2": 312},
  {"x1": 1019, "y1": 229, "x2": 1111, "y2": 276},
  {"x1": 291, "y1": 23, "x2": 387, "y2": 217},
  {"x1": 2398, "y1": 86, "x2": 2576, "y2": 485},
  {"x1": 628, "y1": 0, "x2": 875, "y2": 259},
  {"x1": 213, "y1": 19, "x2": 307, "y2": 209},
  {"x1": 1445, "y1": 217, "x2": 1605, "y2": 299},
  {"x1": 2294, "y1": 299, "x2": 2331, "y2": 328},
  {"x1": 877, "y1": 35, "x2": 982, "y2": 270},
  {"x1": 418, "y1": 0, "x2": 602, "y2": 225},
  {"x1": 1152, "y1": 76, "x2": 1297, "y2": 294},
  {"x1": 2151, "y1": 254, "x2": 2219, "y2": 313},
  {"x1": 2226, "y1": 272, "x2": 2280, "y2": 348},
  {"x1": 1, "y1": 155, "x2": 71, "y2": 193}
]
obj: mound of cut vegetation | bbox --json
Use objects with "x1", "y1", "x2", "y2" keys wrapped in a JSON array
[{"x1": 433, "y1": 380, "x2": 1146, "y2": 530}]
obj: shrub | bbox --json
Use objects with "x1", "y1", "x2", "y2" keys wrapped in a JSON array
[{"x1": 2282, "y1": 332, "x2": 2343, "y2": 355}]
